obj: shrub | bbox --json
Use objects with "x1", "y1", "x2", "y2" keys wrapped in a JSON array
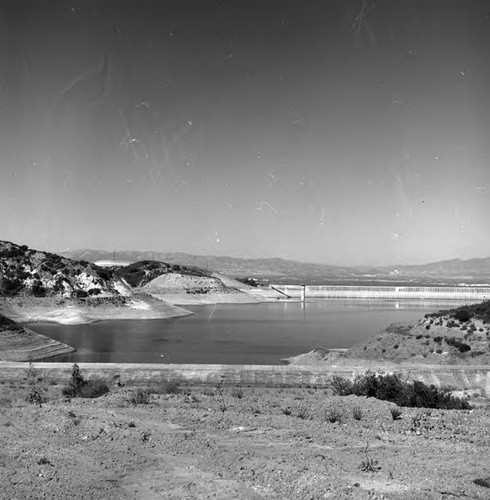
[
  {"x1": 445, "y1": 337, "x2": 471, "y2": 353},
  {"x1": 326, "y1": 407, "x2": 343, "y2": 423},
  {"x1": 231, "y1": 387, "x2": 244, "y2": 399},
  {"x1": 62, "y1": 364, "x2": 109, "y2": 399},
  {"x1": 78, "y1": 377, "x2": 110, "y2": 398},
  {"x1": 124, "y1": 388, "x2": 151, "y2": 405},
  {"x1": 454, "y1": 308, "x2": 471, "y2": 322},
  {"x1": 329, "y1": 372, "x2": 471, "y2": 410},
  {"x1": 296, "y1": 405, "x2": 310, "y2": 420},
  {"x1": 352, "y1": 405, "x2": 363, "y2": 421},
  {"x1": 330, "y1": 375, "x2": 354, "y2": 396},
  {"x1": 389, "y1": 406, "x2": 402, "y2": 420}
]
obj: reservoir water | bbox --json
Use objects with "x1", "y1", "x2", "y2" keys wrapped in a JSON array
[{"x1": 31, "y1": 299, "x2": 469, "y2": 365}]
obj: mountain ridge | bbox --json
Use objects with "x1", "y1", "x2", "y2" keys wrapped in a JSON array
[{"x1": 62, "y1": 248, "x2": 490, "y2": 284}]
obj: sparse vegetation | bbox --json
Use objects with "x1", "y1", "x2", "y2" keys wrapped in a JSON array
[
  {"x1": 352, "y1": 405, "x2": 363, "y2": 421},
  {"x1": 231, "y1": 387, "x2": 244, "y2": 399},
  {"x1": 296, "y1": 405, "x2": 310, "y2": 420},
  {"x1": 425, "y1": 300, "x2": 490, "y2": 324},
  {"x1": 62, "y1": 364, "x2": 109, "y2": 399},
  {"x1": 124, "y1": 388, "x2": 151, "y2": 405},
  {"x1": 326, "y1": 407, "x2": 343, "y2": 423},
  {"x1": 389, "y1": 406, "x2": 403, "y2": 420},
  {"x1": 330, "y1": 372, "x2": 471, "y2": 410}
]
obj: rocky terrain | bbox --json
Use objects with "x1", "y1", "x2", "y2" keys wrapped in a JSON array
[{"x1": 1, "y1": 374, "x2": 490, "y2": 500}]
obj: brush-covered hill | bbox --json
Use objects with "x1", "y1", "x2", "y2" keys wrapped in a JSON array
[
  {"x1": 285, "y1": 300, "x2": 490, "y2": 366},
  {"x1": 0, "y1": 241, "x2": 192, "y2": 325},
  {"x1": 114, "y1": 260, "x2": 214, "y2": 288},
  {"x1": 0, "y1": 240, "x2": 129, "y2": 299}
]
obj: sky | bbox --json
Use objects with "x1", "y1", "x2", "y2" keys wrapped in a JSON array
[{"x1": 1, "y1": 0, "x2": 489, "y2": 266}]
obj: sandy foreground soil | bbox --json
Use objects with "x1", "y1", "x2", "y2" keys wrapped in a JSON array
[{"x1": 1, "y1": 379, "x2": 490, "y2": 500}]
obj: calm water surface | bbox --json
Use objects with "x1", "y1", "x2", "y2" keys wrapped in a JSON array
[{"x1": 31, "y1": 299, "x2": 467, "y2": 364}]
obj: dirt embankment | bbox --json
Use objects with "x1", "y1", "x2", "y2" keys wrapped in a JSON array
[
  {"x1": 0, "y1": 294, "x2": 192, "y2": 325},
  {"x1": 1, "y1": 381, "x2": 490, "y2": 500},
  {"x1": 143, "y1": 273, "x2": 277, "y2": 305},
  {"x1": 0, "y1": 313, "x2": 74, "y2": 361}
]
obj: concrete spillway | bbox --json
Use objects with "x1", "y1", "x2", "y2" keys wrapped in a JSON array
[
  {"x1": 1, "y1": 362, "x2": 489, "y2": 397},
  {"x1": 272, "y1": 285, "x2": 490, "y2": 301}
]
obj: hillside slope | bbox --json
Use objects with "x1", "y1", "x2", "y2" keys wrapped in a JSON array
[
  {"x1": 285, "y1": 301, "x2": 490, "y2": 367},
  {"x1": 0, "y1": 241, "x2": 192, "y2": 325}
]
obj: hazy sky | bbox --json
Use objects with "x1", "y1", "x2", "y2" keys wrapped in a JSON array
[{"x1": 1, "y1": 0, "x2": 489, "y2": 266}]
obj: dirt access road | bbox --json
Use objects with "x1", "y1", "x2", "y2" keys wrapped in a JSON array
[{"x1": 1, "y1": 381, "x2": 490, "y2": 500}]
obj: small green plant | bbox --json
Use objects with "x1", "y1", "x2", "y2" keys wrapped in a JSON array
[
  {"x1": 215, "y1": 380, "x2": 227, "y2": 414},
  {"x1": 390, "y1": 406, "x2": 402, "y2": 420},
  {"x1": 296, "y1": 405, "x2": 310, "y2": 420},
  {"x1": 352, "y1": 405, "x2": 363, "y2": 421},
  {"x1": 326, "y1": 407, "x2": 343, "y2": 423},
  {"x1": 360, "y1": 442, "x2": 380, "y2": 472},
  {"x1": 231, "y1": 387, "x2": 244, "y2": 399},
  {"x1": 25, "y1": 361, "x2": 47, "y2": 406},
  {"x1": 37, "y1": 456, "x2": 52, "y2": 466}
]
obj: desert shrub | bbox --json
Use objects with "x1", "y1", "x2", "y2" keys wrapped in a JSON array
[
  {"x1": 326, "y1": 407, "x2": 343, "y2": 423},
  {"x1": 124, "y1": 388, "x2": 151, "y2": 405},
  {"x1": 352, "y1": 405, "x2": 363, "y2": 420},
  {"x1": 454, "y1": 308, "x2": 471, "y2": 322},
  {"x1": 330, "y1": 375, "x2": 354, "y2": 396},
  {"x1": 445, "y1": 337, "x2": 471, "y2": 353},
  {"x1": 78, "y1": 377, "x2": 110, "y2": 398},
  {"x1": 389, "y1": 406, "x2": 402, "y2": 420},
  {"x1": 231, "y1": 387, "x2": 244, "y2": 399},
  {"x1": 330, "y1": 372, "x2": 471, "y2": 409},
  {"x1": 62, "y1": 364, "x2": 109, "y2": 398},
  {"x1": 296, "y1": 405, "x2": 310, "y2": 420}
]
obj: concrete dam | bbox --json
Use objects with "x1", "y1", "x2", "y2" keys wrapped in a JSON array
[{"x1": 271, "y1": 285, "x2": 490, "y2": 301}]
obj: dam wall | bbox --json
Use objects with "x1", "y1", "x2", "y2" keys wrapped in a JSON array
[
  {"x1": 1, "y1": 362, "x2": 489, "y2": 397},
  {"x1": 273, "y1": 285, "x2": 490, "y2": 301}
]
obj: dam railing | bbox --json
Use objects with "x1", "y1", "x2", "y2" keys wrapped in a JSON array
[{"x1": 271, "y1": 285, "x2": 490, "y2": 301}]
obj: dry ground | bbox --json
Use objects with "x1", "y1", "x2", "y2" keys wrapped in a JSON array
[{"x1": 1, "y1": 377, "x2": 490, "y2": 500}]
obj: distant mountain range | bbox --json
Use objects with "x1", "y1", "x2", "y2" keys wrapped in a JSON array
[{"x1": 62, "y1": 249, "x2": 490, "y2": 285}]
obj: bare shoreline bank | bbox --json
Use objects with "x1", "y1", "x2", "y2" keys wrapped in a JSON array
[{"x1": 1, "y1": 361, "x2": 489, "y2": 398}]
